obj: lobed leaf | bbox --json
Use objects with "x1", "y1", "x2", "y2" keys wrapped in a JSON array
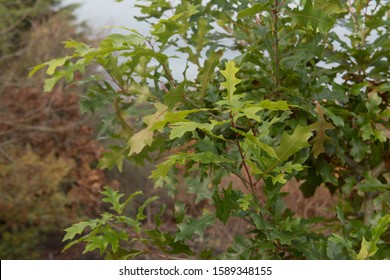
[
  {"x1": 275, "y1": 125, "x2": 313, "y2": 162},
  {"x1": 199, "y1": 50, "x2": 223, "y2": 98},
  {"x1": 98, "y1": 146, "x2": 129, "y2": 172},
  {"x1": 101, "y1": 186, "x2": 125, "y2": 214},
  {"x1": 62, "y1": 219, "x2": 100, "y2": 241},
  {"x1": 136, "y1": 196, "x2": 159, "y2": 221},
  {"x1": 175, "y1": 215, "x2": 214, "y2": 241},
  {"x1": 220, "y1": 60, "x2": 242, "y2": 104},
  {"x1": 128, "y1": 128, "x2": 154, "y2": 155},
  {"x1": 237, "y1": 2, "x2": 273, "y2": 19},
  {"x1": 169, "y1": 121, "x2": 214, "y2": 139}
]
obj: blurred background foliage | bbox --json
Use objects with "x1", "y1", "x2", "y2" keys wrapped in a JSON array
[
  {"x1": 0, "y1": 0, "x2": 105, "y2": 259},
  {"x1": 0, "y1": 0, "x2": 87, "y2": 86}
]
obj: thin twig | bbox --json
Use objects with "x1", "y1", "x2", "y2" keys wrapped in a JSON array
[
  {"x1": 236, "y1": 138, "x2": 256, "y2": 197},
  {"x1": 229, "y1": 111, "x2": 256, "y2": 196},
  {"x1": 114, "y1": 97, "x2": 134, "y2": 133},
  {"x1": 0, "y1": 147, "x2": 14, "y2": 162},
  {"x1": 0, "y1": 119, "x2": 88, "y2": 132},
  {"x1": 145, "y1": 39, "x2": 177, "y2": 88},
  {"x1": 272, "y1": 0, "x2": 280, "y2": 94}
]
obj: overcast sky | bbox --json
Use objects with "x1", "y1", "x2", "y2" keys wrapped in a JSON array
[
  {"x1": 61, "y1": 0, "x2": 195, "y2": 79},
  {"x1": 61, "y1": 0, "x2": 149, "y2": 34}
]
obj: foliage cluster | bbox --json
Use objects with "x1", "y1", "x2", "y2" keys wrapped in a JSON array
[{"x1": 33, "y1": 0, "x2": 390, "y2": 259}]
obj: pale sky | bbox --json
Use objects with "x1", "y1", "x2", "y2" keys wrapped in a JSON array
[
  {"x1": 61, "y1": 0, "x2": 149, "y2": 34},
  {"x1": 61, "y1": 0, "x2": 195, "y2": 80}
]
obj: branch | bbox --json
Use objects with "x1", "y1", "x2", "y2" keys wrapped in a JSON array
[
  {"x1": 229, "y1": 112, "x2": 256, "y2": 196},
  {"x1": 371, "y1": 161, "x2": 386, "y2": 178},
  {"x1": 339, "y1": 153, "x2": 365, "y2": 175}
]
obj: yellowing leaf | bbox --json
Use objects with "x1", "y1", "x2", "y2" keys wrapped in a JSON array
[
  {"x1": 169, "y1": 121, "x2": 214, "y2": 139},
  {"x1": 143, "y1": 103, "x2": 168, "y2": 130},
  {"x1": 357, "y1": 237, "x2": 373, "y2": 260},
  {"x1": 231, "y1": 128, "x2": 278, "y2": 159},
  {"x1": 257, "y1": 100, "x2": 290, "y2": 111},
  {"x1": 357, "y1": 215, "x2": 390, "y2": 259},
  {"x1": 28, "y1": 63, "x2": 46, "y2": 78},
  {"x1": 241, "y1": 107, "x2": 264, "y2": 122},
  {"x1": 151, "y1": 108, "x2": 211, "y2": 131},
  {"x1": 128, "y1": 127, "x2": 153, "y2": 155},
  {"x1": 220, "y1": 60, "x2": 242, "y2": 104},
  {"x1": 46, "y1": 57, "x2": 69, "y2": 75},
  {"x1": 44, "y1": 75, "x2": 62, "y2": 92},
  {"x1": 127, "y1": 103, "x2": 168, "y2": 155}
]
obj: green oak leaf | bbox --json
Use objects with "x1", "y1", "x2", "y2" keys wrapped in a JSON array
[
  {"x1": 264, "y1": 125, "x2": 312, "y2": 173},
  {"x1": 163, "y1": 82, "x2": 186, "y2": 110},
  {"x1": 98, "y1": 146, "x2": 129, "y2": 172},
  {"x1": 175, "y1": 215, "x2": 214, "y2": 241},
  {"x1": 83, "y1": 235, "x2": 110, "y2": 255},
  {"x1": 350, "y1": 137, "x2": 369, "y2": 162},
  {"x1": 186, "y1": 177, "x2": 213, "y2": 204},
  {"x1": 63, "y1": 219, "x2": 100, "y2": 241},
  {"x1": 101, "y1": 186, "x2": 125, "y2": 214},
  {"x1": 275, "y1": 125, "x2": 313, "y2": 162},
  {"x1": 212, "y1": 185, "x2": 243, "y2": 224},
  {"x1": 256, "y1": 100, "x2": 290, "y2": 111},
  {"x1": 231, "y1": 128, "x2": 278, "y2": 159},
  {"x1": 136, "y1": 196, "x2": 159, "y2": 221},
  {"x1": 237, "y1": 2, "x2": 273, "y2": 19},
  {"x1": 199, "y1": 50, "x2": 223, "y2": 98},
  {"x1": 102, "y1": 226, "x2": 128, "y2": 254}
]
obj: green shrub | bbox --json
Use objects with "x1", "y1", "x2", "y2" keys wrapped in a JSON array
[{"x1": 32, "y1": 0, "x2": 390, "y2": 259}]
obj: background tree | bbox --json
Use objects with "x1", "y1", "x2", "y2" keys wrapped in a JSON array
[{"x1": 0, "y1": 0, "x2": 104, "y2": 259}]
